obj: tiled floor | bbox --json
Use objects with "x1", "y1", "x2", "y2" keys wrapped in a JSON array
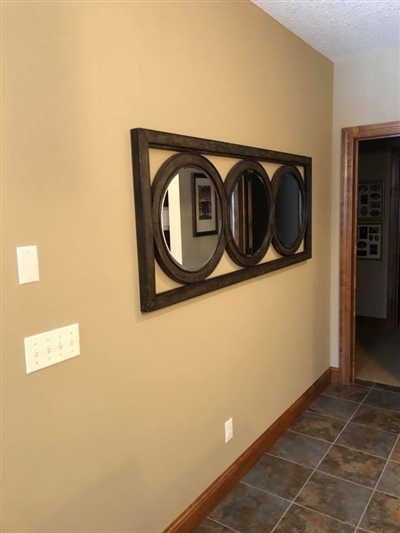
[
  {"x1": 195, "y1": 380, "x2": 400, "y2": 533},
  {"x1": 356, "y1": 326, "x2": 400, "y2": 387}
]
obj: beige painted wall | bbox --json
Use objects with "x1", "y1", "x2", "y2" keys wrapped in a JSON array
[
  {"x1": 2, "y1": 2, "x2": 333, "y2": 531},
  {"x1": 330, "y1": 47, "x2": 400, "y2": 366}
]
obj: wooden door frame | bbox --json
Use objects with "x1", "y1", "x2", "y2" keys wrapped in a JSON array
[{"x1": 339, "y1": 121, "x2": 400, "y2": 384}]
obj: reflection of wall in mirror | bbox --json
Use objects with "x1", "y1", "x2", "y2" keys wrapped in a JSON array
[
  {"x1": 179, "y1": 169, "x2": 219, "y2": 271},
  {"x1": 166, "y1": 175, "x2": 183, "y2": 265}
]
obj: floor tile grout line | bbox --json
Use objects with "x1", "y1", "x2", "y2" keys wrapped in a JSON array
[
  {"x1": 291, "y1": 501, "x2": 356, "y2": 529},
  {"x1": 355, "y1": 432, "x2": 400, "y2": 530},
  {"x1": 320, "y1": 392, "x2": 368, "y2": 405},
  {"x1": 340, "y1": 418, "x2": 400, "y2": 435},
  {"x1": 375, "y1": 487, "x2": 400, "y2": 499},
  {"x1": 303, "y1": 408, "x2": 357, "y2": 423},
  {"x1": 205, "y1": 517, "x2": 242, "y2": 533},
  {"x1": 270, "y1": 396, "x2": 368, "y2": 532},
  {"x1": 353, "y1": 384, "x2": 400, "y2": 414},
  {"x1": 292, "y1": 413, "x2": 399, "y2": 439},
  {"x1": 356, "y1": 526, "x2": 374, "y2": 533},
  {"x1": 287, "y1": 428, "x2": 334, "y2": 444},
  {"x1": 370, "y1": 382, "x2": 400, "y2": 395},
  {"x1": 239, "y1": 481, "x2": 293, "y2": 504},
  {"x1": 327, "y1": 442, "x2": 394, "y2": 461},
  {"x1": 355, "y1": 381, "x2": 375, "y2": 388},
  {"x1": 387, "y1": 431, "x2": 400, "y2": 462},
  {"x1": 362, "y1": 401, "x2": 400, "y2": 415},
  {"x1": 313, "y1": 468, "x2": 379, "y2": 491},
  {"x1": 269, "y1": 437, "x2": 395, "y2": 463},
  {"x1": 265, "y1": 451, "x2": 322, "y2": 472},
  {"x1": 261, "y1": 451, "x2": 383, "y2": 492}
]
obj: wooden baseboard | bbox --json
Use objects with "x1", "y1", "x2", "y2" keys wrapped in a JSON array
[
  {"x1": 331, "y1": 366, "x2": 340, "y2": 383},
  {"x1": 163, "y1": 367, "x2": 332, "y2": 533},
  {"x1": 356, "y1": 316, "x2": 388, "y2": 329}
]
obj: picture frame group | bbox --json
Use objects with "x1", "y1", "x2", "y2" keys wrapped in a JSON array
[
  {"x1": 357, "y1": 223, "x2": 382, "y2": 260},
  {"x1": 357, "y1": 181, "x2": 384, "y2": 221}
]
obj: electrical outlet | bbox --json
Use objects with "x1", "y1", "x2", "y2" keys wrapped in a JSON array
[
  {"x1": 24, "y1": 323, "x2": 80, "y2": 374},
  {"x1": 224, "y1": 418, "x2": 233, "y2": 443}
]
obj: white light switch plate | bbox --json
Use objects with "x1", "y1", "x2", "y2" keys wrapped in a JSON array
[
  {"x1": 24, "y1": 323, "x2": 80, "y2": 373},
  {"x1": 16, "y1": 245, "x2": 40, "y2": 284}
]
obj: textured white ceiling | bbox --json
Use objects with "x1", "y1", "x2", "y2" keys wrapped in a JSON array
[{"x1": 252, "y1": 0, "x2": 400, "y2": 62}]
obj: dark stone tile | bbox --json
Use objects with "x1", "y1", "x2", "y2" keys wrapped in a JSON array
[
  {"x1": 355, "y1": 378, "x2": 375, "y2": 387},
  {"x1": 377, "y1": 461, "x2": 400, "y2": 497},
  {"x1": 322, "y1": 383, "x2": 370, "y2": 402},
  {"x1": 194, "y1": 519, "x2": 234, "y2": 533},
  {"x1": 307, "y1": 395, "x2": 359, "y2": 421},
  {"x1": 242, "y1": 454, "x2": 312, "y2": 500},
  {"x1": 364, "y1": 388, "x2": 400, "y2": 412},
  {"x1": 336, "y1": 422, "x2": 398, "y2": 459},
  {"x1": 295, "y1": 471, "x2": 372, "y2": 526},
  {"x1": 209, "y1": 482, "x2": 289, "y2": 533},
  {"x1": 359, "y1": 491, "x2": 400, "y2": 532},
  {"x1": 273, "y1": 504, "x2": 354, "y2": 533},
  {"x1": 317, "y1": 444, "x2": 386, "y2": 488},
  {"x1": 351, "y1": 404, "x2": 400, "y2": 434},
  {"x1": 375, "y1": 383, "x2": 400, "y2": 394},
  {"x1": 268, "y1": 430, "x2": 331, "y2": 468},
  {"x1": 290, "y1": 411, "x2": 347, "y2": 442},
  {"x1": 391, "y1": 439, "x2": 400, "y2": 462}
]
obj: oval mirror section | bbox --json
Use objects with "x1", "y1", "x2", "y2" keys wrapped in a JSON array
[
  {"x1": 230, "y1": 171, "x2": 270, "y2": 256},
  {"x1": 273, "y1": 168, "x2": 305, "y2": 255},
  {"x1": 161, "y1": 167, "x2": 222, "y2": 272},
  {"x1": 225, "y1": 161, "x2": 272, "y2": 267}
]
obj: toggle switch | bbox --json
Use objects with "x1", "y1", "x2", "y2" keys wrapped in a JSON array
[{"x1": 24, "y1": 324, "x2": 80, "y2": 374}]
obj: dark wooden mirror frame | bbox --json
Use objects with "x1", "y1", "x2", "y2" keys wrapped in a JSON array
[{"x1": 130, "y1": 128, "x2": 312, "y2": 312}]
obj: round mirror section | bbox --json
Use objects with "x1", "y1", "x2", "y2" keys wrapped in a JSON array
[
  {"x1": 152, "y1": 153, "x2": 227, "y2": 284},
  {"x1": 272, "y1": 166, "x2": 306, "y2": 256},
  {"x1": 161, "y1": 168, "x2": 221, "y2": 271},
  {"x1": 225, "y1": 161, "x2": 272, "y2": 266}
]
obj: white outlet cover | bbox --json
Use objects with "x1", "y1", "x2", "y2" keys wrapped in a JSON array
[
  {"x1": 16, "y1": 245, "x2": 40, "y2": 284},
  {"x1": 224, "y1": 418, "x2": 233, "y2": 443}
]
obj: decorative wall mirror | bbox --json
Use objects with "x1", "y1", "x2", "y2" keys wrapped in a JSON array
[{"x1": 131, "y1": 129, "x2": 312, "y2": 312}]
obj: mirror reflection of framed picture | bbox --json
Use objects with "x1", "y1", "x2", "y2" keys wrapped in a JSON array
[
  {"x1": 357, "y1": 181, "x2": 384, "y2": 221},
  {"x1": 192, "y1": 173, "x2": 218, "y2": 237},
  {"x1": 357, "y1": 223, "x2": 382, "y2": 260}
]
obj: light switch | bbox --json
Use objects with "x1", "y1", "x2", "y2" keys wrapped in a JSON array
[
  {"x1": 16, "y1": 246, "x2": 40, "y2": 284},
  {"x1": 24, "y1": 323, "x2": 80, "y2": 373}
]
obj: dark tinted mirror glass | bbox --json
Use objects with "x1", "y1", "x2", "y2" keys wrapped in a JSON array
[
  {"x1": 161, "y1": 167, "x2": 222, "y2": 271},
  {"x1": 275, "y1": 173, "x2": 303, "y2": 248}
]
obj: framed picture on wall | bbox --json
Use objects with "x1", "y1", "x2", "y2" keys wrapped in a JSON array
[
  {"x1": 357, "y1": 223, "x2": 382, "y2": 260},
  {"x1": 357, "y1": 181, "x2": 385, "y2": 221},
  {"x1": 192, "y1": 173, "x2": 218, "y2": 237}
]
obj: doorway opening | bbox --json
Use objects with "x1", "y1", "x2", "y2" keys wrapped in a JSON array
[
  {"x1": 355, "y1": 139, "x2": 400, "y2": 385},
  {"x1": 339, "y1": 121, "x2": 400, "y2": 384}
]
